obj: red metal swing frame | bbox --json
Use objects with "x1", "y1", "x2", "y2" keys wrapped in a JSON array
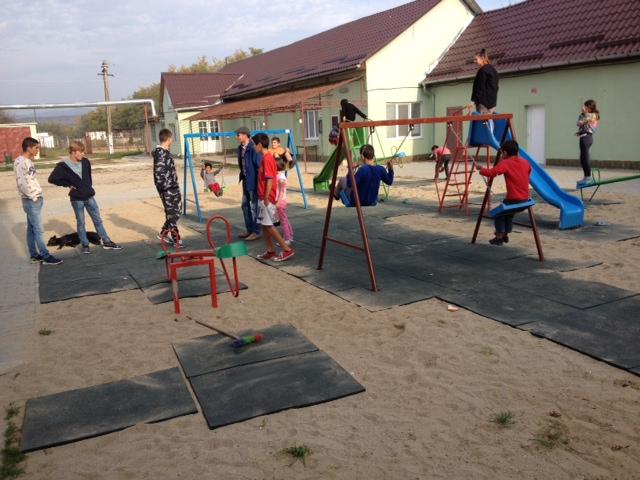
[{"x1": 318, "y1": 113, "x2": 517, "y2": 292}]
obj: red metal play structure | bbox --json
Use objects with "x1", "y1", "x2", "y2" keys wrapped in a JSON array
[
  {"x1": 318, "y1": 113, "x2": 543, "y2": 292},
  {"x1": 161, "y1": 216, "x2": 248, "y2": 313}
]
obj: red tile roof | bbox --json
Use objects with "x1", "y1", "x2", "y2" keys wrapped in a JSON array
[
  {"x1": 192, "y1": 78, "x2": 358, "y2": 120},
  {"x1": 160, "y1": 72, "x2": 241, "y2": 110},
  {"x1": 425, "y1": 0, "x2": 640, "y2": 85},
  {"x1": 218, "y1": 0, "x2": 475, "y2": 99}
]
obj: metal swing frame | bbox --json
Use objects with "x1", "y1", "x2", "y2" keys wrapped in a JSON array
[
  {"x1": 183, "y1": 128, "x2": 309, "y2": 223},
  {"x1": 318, "y1": 113, "x2": 514, "y2": 292}
]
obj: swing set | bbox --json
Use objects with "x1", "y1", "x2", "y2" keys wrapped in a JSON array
[
  {"x1": 318, "y1": 113, "x2": 518, "y2": 292},
  {"x1": 182, "y1": 128, "x2": 309, "y2": 223}
]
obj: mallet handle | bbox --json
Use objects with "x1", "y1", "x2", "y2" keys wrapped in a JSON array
[{"x1": 190, "y1": 317, "x2": 240, "y2": 340}]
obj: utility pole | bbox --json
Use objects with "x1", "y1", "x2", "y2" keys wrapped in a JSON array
[{"x1": 99, "y1": 60, "x2": 114, "y2": 154}]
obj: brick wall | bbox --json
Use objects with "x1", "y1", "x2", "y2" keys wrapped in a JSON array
[{"x1": 0, "y1": 127, "x2": 31, "y2": 161}]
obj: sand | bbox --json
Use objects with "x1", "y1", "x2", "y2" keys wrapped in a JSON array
[{"x1": 0, "y1": 157, "x2": 639, "y2": 480}]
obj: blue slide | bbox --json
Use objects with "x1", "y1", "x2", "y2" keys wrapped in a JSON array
[{"x1": 468, "y1": 117, "x2": 584, "y2": 229}]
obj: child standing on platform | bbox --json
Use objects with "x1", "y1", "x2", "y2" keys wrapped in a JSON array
[{"x1": 275, "y1": 155, "x2": 294, "y2": 245}]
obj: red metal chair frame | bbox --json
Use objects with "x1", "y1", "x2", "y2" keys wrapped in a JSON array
[{"x1": 160, "y1": 216, "x2": 243, "y2": 313}]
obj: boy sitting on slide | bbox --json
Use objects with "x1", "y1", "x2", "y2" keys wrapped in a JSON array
[
  {"x1": 334, "y1": 144, "x2": 394, "y2": 207},
  {"x1": 476, "y1": 140, "x2": 531, "y2": 246}
]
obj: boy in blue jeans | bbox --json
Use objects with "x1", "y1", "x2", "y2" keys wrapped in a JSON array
[
  {"x1": 14, "y1": 137, "x2": 62, "y2": 265},
  {"x1": 48, "y1": 141, "x2": 121, "y2": 254},
  {"x1": 334, "y1": 144, "x2": 394, "y2": 206}
]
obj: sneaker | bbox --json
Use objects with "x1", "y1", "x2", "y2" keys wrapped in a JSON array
[
  {"x1": 157, "y1": 233, "x2": 174, "y2": 245},
  {"x1": 503, "y1": 235, "x2": 509, "y2": 244},
  {"x1": 245, "y1": 233, "x2": 261, "y2": 241},
  {"x1": 274, "y1": 249, "x2": 295, "y2": 262},
  {"x1": 489, "y1": 237, "x2": 504, "y2": 246},
  {"x1": 101, "y1": 240, "x2": 122, "y2": 250},
  {"x1": 41, "y1": 255, "x2": 63, "y2": 265},
  {"x1": 238, "y1": 232, "x2": 251, "y2": 239},
  {"x1": 285, "y1": 239, "x2": 294, "y2": 246},
  {"x1": 81, "y1": 245, "x2": 91, "y2": 255},
  {"x1": 257, "y1": 250, "x2": 277, "y2": 260},
  {"x1": 30, "y1": 254, "x2": 43, "y2": 264}
]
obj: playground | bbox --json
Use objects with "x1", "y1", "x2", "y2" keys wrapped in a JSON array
[{"x1": 1, "y1": 116, "x2": 639, "y2": 478}]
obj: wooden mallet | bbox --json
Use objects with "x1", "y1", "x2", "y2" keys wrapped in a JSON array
[{"x1": 188, "y1": 316, "x2": 263, "y2": 348}]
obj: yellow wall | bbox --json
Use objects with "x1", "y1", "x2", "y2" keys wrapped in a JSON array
[{"x1": 365, "y1": 0, "x2": 474, "y2": 157}]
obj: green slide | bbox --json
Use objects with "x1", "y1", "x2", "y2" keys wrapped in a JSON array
[{"x1": 313, "y1": 128, "x2": 367, "y2": 192}]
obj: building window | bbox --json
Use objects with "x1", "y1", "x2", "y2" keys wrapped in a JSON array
[
  {"x1": 251, "y1": 119, "x2": 260, "y2": 132},
  {"x1": 210, "y1": 121, "x2": 219, "y2": 134},
  {"x1": 198, "y1": 121, "x2": 208, "y2": 139},
  {"x1": 304, "y1": 110, "x2": 319, "y2": 140},
  {"x1": 386, "y1": 102, "x2": 422, "y2": 138},
  {"x1": 331, "y1": 115, "x2": 339, "y2": 128}
]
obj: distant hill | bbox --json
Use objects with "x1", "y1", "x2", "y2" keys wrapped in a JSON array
[{"x1": 12, "y1": 111, "x2": 83, "y2": 126}]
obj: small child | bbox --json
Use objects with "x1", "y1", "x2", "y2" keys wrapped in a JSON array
[
  {"x1": 476, "y1": 140, "x2": 531, "y2": 246},
  {"x1": 334, "y1": 144, "x2": 394, "y2": 207},
  {"x1": 201, "y1": 162, "x2": 223, "y2": 197},
  {"x1": 275, "y1": 154, "x2": 295, "y2": 245},
  {"x1": 431, "y1": 144, "x2": 452, "y2": 178},
  {"x1": 253, "y1": 133, "x2": 295, "y2": 262}
]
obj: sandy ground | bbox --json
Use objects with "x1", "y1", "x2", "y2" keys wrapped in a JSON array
[{"x1": 0, "y1": 156, "x2": 639, "y2": 480}]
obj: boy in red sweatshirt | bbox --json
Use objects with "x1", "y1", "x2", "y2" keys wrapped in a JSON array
[{"x1": 476, "y1": 140, "x2": 531, "y2": 246}]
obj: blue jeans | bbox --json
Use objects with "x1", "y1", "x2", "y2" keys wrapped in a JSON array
[
  {"x1": 21, "y1": 197, "x2": 50, "y2": 258},
  {"x1": 71, "y1": 196, "x2": 111, "y2": 246},
  {"x1": 241, "y1": 185, "x2": 260, "y2": 235}
]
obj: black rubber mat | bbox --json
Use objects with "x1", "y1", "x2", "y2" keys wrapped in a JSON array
[
  {"x1": 142, "y1": 275, "x2": 247, "y2": 305},
  {"x1": 190, "y1": 350, "x2": 364, "y2": 429},
  {"x1": 173, "y1": 324, "x2": 318, "y2": 378},
  {"x1": 20, "y1": 368, "x2": 197, "y2": 452}
]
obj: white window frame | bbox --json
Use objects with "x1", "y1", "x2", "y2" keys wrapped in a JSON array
[
  {"x1": 386, "y1": 102, "x2": 422, "y2": 139},
  {"x1": 304, "y1": 110, "x2": 319, "y2": 140},
  {"x1": 198, "y1": 121, "x2": 208, "y2": 139},
  {"x1": 251, "y1": 119, "x2": 259, "y2": 132}
]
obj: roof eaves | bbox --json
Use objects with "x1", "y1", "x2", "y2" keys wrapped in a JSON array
[
  {"x1": 461, "y1": 0, "x2": 482, "y2": 14},
  {"x1": 222, "y1": 64, "x2": 363, "y2": 101}
]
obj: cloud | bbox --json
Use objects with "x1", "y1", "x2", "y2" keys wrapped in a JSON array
[{"x1": 0, "y1": 0, "x2": 499, "y2": 104}]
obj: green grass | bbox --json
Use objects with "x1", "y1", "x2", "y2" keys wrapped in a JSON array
[
  {"x1": 492, "y1": 411, "x2": 515, "y2": 427},
  {"x1": 1, "y1": 403, "x2": 26, "y2": 480},
  {"x1": 533, "y1": 421, "x2": 569, "y2": 450},
  {"x1": 37, "y1": 329, "x2": 52, "y2": 336},
  {"x1": 282, "y1": 445, "x2": 312, "y2": 466}
]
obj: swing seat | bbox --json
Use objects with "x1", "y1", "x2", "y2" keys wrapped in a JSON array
[
  {"x1": 340, "y1": 190, "x2": 353, "y2": 207},
  {"x1": 489, "y1": 199, "x2": 536, "y2": 217}
]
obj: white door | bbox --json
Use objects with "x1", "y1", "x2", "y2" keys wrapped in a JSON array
[
  {"x1": 526, "y1": 105, "x2": 546, "y2": 164},
  {"x1": 209, "y1": 121, "x2": 221, "y2": 154}
]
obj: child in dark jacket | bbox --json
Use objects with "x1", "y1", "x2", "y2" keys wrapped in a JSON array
[
  {"x1": 48, "y1": 141, "x2": 121, "y2": 254},
  {"x1": 334, "y1": 144, "x2": 394, "y2": 207},
  {"x1": 476, "y1": 140, "x2": 531, "y2": 246},
  {"x1": 153, "y1": 128, "x2": 182, "y2": 246}
]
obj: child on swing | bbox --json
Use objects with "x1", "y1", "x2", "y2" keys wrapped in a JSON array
[
  {"x1": 334, "y1": 144, "x2": 394, "y2": 207},
  {"x1": 475, "y1": 140, "x2": 531, "y2": 246},
  {"x1": 200, "y1": 162, "x2": 223, "y2": 197},
  {"x1": 275, "y1": 154, "x2": 294, "y2": 245}
]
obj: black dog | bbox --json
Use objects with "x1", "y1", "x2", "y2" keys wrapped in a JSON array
[{"x1": 47, "y1": 232, "x2": 101, "y2": 249}]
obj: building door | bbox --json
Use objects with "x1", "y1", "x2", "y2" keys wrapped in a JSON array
[
  {"x1": 209, "y1": 120, "x2": 221, "y2": 153},
  {"x1": 526, "y1": 105, "x2": 546, "y2": 164}
]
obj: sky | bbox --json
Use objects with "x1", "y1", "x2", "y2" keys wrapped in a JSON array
[{"x1": 0, "y1": 0, "x2": 522, "y2": 115}]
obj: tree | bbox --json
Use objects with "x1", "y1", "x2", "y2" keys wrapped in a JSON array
[
  {"x1": 167, "y1": 48, "x2": 264, "y2": 73},
  {"x1": 0, "y1": 110, "x2": 15, "y2": 123}
]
